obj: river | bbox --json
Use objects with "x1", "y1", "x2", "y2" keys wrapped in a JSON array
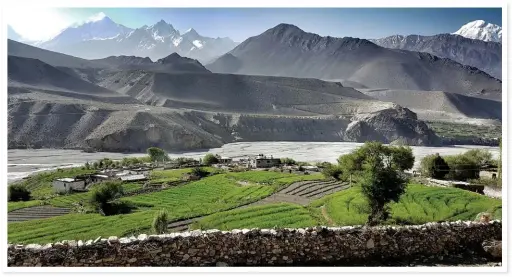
[{"x1": 7, "y1": 142, "x2": 499, "y2": 183}]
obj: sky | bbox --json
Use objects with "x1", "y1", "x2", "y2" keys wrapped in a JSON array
[{"x1": 6, "y1": 8, "x2": 502, "y2": 42}]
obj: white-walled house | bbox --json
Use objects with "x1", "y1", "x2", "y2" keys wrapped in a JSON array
[{"x1": 53, "y1": 178, "x2": 86, "y2": 193}]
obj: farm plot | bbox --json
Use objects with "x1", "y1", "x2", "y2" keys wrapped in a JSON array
[
  {"x1": 310, "y1": 184, "x2": 502, "y2": 226},
  {"x1": 191, "y1": 203, "x2": 317, "y2": 231},
  {"x1": 8, "y1": 206, "x2": 71, "y2": 223},
  {"x1": 9, "y1": 171, "x2": 310, "y2": 243}
]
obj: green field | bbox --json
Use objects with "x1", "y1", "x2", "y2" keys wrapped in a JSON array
[
  {"x1": 8, "y1": 171, "x2": 322, "y2": 243},
  {"x1": 193, "y1": 184, "x2": 502, "y2": 230},
  {"x1": 191, "y1": 203, "x2": 317, "y2": 230},
  {"x1": 426, "y1": 121, "x2": 501, "y2": 140},
  {"x1": 7, "y1": 200, "x2": 44, "y2": 212}
]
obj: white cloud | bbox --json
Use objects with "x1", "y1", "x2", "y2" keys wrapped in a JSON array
[{"x1": 5, "y1": 8, "x2": 74, "y2": 41}]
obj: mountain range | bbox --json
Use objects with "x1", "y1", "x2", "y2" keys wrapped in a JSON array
[
  {"x1": 25, "y1": 13, "x2": 238, "y2": 63},
  {"x1": 370, "y1": 33, "x2": 502, "y2": 79},
  {"x1": 207, "y1": 24, "x2": 501, "y2": 98},
  {"x1": 7, "y1": 19, "x2": 502, "y2": 152}
]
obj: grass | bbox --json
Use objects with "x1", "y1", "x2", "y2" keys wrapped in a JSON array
[
  {"x1": 191, "y1": 203, "x2": 317, "y2": 230},
  {"x1": 8, "y1": 171, "x2": 316, "y2": 243},
  {"x1": 193, "y1": 183, "x2": 502, "y2": 231},
  {"x1": 8, "y1": 200, "x2": 44, "y2": 212},
  {"x1": 310, "y1": 184, "x2": 502, "y2": 225},
  {"x1": 148, "y1": 167, "x2": 222, "y2": 184}
]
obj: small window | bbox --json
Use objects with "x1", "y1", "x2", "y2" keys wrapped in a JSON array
[{"x1": 267, "y1": 160, "x2": 270, "y2": 163}]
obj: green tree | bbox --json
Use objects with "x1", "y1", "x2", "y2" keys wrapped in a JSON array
[
  {"x1": 8, "y1": 185, "x2": 31, "y2": 202},
  {"x1": 389, "y1": 145, "x2": 415, "y2": 171},
  {"x1": 84, "y1": 162, "x2": 91, "y2": 170},
  {"x1": 420, "y1": 154, "x2": 450, "y2": 179},
  {"x1": 462, "y1": 149, "x2": 493, "y2": 168},
  {"x1": 203, "y1": 153, "x2": 219, "y2": 165},
  {"x1": 152, "y1": 209, "x2": 169, "y2": 234},
  {"x1": 280, "y1": 158, "x2": 297, "y2": 165},
  {"x1": 444, "y1": 154, "x2": 479, "y2": 181},
  {"x1": 147, "y1": 147, "x2": 169, "y2": 162},
  {"x1": 321, "y1": 164, "x2": 343, "y2": 180},
  {"x1": 358, "y1": 148, "x2": 408, "y2": 226},
  {"x1": 338, "y1": 142, "x2": 414, "y2": 175}
]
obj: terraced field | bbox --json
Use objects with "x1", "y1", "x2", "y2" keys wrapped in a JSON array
[
  {"x1": 168, "y1": 178, "x2": 347, "y2": 231},
  {"x1": 191, "y1": 183, "x2": 502, "y2": 231},
  {"x1": 8, "y1": 171, "x2": 324, "y2": 243},
  {"x1": 8, "y1": 206, "x2": 71, "y2": 223}
]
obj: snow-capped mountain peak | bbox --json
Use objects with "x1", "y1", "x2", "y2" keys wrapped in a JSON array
[
  {"x1": 452, "y1": 20, "x2": 502, "y2": 42},
  {"x1": 87, "y1": 12, "x2": 108, "y2": 23}
]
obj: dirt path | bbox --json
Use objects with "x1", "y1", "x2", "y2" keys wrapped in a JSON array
[{"x1": 320, "y1": 205, "x2": 334, "y2": 225}]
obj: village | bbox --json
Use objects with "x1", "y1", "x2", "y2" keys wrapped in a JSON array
[{"x1": 51, "y1": 154, "x2": 321, "y2": 195}]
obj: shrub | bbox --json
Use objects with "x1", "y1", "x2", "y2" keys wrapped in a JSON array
[
  {"x1": 203, "y1": 153, "x2": 219, "y2": 166},
  {"x1": 8, "y1": 185, "x2": 31, "y2": 202},
  {"x1": 152, "y1": 209, "x2": 169, "y2": 234},
  {"x1": 462, "y1": 149, "x2": 493, "y2": 168},
  {"x1": 191, "y1": 167, "x2": 209, "y2": 178},
  {"x1": 420, "y1": 154, "x2": 450, "y2": 179},
  {"x1": 90, "y1": 182, "x2": 124, "y2": 215},
  {"x1": 147, "y1": 147, "x2": 169, "y2": 162},
  {"x1": 322, "y1": 164, "x2": 343, "y2": 180},
  {"x1": 280, "y1": 158, "x2": 296, "y2": 165}
]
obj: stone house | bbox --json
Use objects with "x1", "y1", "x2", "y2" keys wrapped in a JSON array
[
  {"x1": 249, "y1": 154, "x2": 281, "y2": 168},
  {"x1": 52, "y1": 178, "x2": 86, "y2": 193}
]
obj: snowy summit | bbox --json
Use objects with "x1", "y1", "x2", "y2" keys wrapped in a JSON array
[{"x1": 452, "y1": 20, "x2": 502, "y2": 43}]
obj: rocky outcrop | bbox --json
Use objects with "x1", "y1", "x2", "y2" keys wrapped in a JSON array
[
  {"x1": 8, "y1": 221, "x2": 501, "y2": 267},
  {"x1": 344, "y1": 105, "x2": 441, "y2": 145}
]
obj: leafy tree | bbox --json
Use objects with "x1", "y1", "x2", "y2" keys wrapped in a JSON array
[
  {"x1": 444, "y1": 154, "x2": 479, "y2": 181},
  {"x1": 203, "y1": 153, "x2": 219, "y2": 165},
  {"x1": 84, "y1": 162, "x2": 91, "y2": 170},
  {"x1": 152, "y1": 209, "x2": 169, "y2": 234},
  {"x1": 8, "y1": 185, "x2": 31, "y2": 202},
  {"x1": 462, "y1": 149, "x2": 493, "y2": 168},
  {"x1": 147, "y1": 147, "x2": 169, "y2": 162},
  {"x1": 338, "y1": 142, "x2": 414, "y2": 175},
  {"x1": 420, "y1": 154, "x2": 450, "y2": 179},
  {"x1": 322, "y1": 164, "x2": 343, "y2": 180},
  {"x1": 358, "y1": 150, "x2": 408, "y2": 226},
  {"x1": 389, "y1": 145, "x2": 415, "y2": 171}
]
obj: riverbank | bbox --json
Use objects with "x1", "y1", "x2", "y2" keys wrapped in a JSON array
[{"x1": 8, "y1": 142, "x2": 500, "y2": 183}]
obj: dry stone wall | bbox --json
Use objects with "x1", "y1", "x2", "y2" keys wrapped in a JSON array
[{"x1": 8, "y1": 221, "x2": 502, "y2": 267}]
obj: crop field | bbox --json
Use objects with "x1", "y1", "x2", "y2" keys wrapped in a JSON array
[
  {"x1": 426, "y1": 121, "x2": 501, "y2": 140},
  {"x1": 8, "y1": 171, "x2": 318, "y2": 243},
  {"x1": 310, "y1": 184, "x2": 502, "y2": 226},
  {"x1": 8, "y1": 200, "x2": 44, "y2": 212},
  {"x1": 192, "y1": 183, "x2": 502, "y2": 230},
  {"x1": 191, "y1": 203, "x2": 317, "y2": 230}
]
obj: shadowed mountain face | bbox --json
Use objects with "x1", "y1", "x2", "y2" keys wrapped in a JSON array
[
  {"x1": 207, "y1": 24, "x2": 501, "y2": 97},
  {"x1": 7, "y1": 48, "x2": 445, "y2": 151},
  {"x1": 370, "y1": 34, "x2": 502, "y2": 79}
]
